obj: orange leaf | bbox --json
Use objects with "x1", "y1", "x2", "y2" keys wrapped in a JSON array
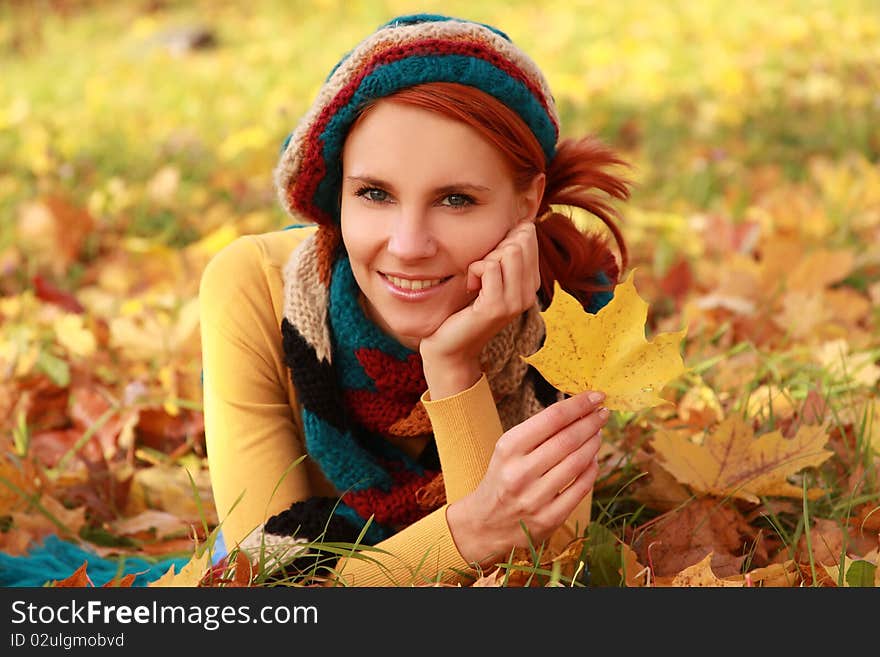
[
  {"x1": 51, "y1": 561, "x2": 93, "y2": 587},
  {"x1": 652, "y1": 415, "x2": 833, "y2": 503},
  {"x1": 103, "y1": 573, "x2": 137, "y2": 588}
]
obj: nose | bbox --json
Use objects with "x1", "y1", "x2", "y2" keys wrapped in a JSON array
[{"x1": 386, "y1": 206, "x2": 437, "y2": 259}]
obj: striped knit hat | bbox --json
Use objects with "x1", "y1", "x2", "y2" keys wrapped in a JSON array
[{"x1": 273, "y1": 13, "x2": 560, "y2": 226}]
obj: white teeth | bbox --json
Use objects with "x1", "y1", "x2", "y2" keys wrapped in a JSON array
[{"x1": 385, "y1": 275, "x2": 445, "y2": 290}]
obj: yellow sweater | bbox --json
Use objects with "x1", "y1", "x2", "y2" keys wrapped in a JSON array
[{"x1": 199, "y1": 225, "x2": 590, "y2": 586}]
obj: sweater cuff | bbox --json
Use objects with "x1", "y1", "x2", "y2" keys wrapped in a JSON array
[
  {"x1": 419, "y1": 374, "x2": 504, "y2": 502},
  {"x1": 332, "y1": 504, "x2": 477, "y2": 586}
]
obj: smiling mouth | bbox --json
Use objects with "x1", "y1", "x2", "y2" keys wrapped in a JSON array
[{"x1": 381, "y1": 273, "x2": 453, "y2": 291}]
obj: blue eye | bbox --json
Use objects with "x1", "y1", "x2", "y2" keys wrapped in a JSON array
[
  {"x1": 441, "y1": 194, "x2": 474, "y2": 208},
  {"x1": 355, "y1": 187, "x2": 389, "y2": 203}
]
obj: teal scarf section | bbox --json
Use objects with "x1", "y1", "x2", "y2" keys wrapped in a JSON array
[{"x1": 0, "y1": 535, "x2": 190, "y2": 587}]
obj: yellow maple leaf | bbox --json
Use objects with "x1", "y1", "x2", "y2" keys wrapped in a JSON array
[
  {"x1": 652, "y1": 415, "x2": 833, "y2": 504},
  {"x1": 148, "y1": 547, "x2": 212, "y2": 587},
  {"x1": 522, "y1": 271, "x2": 688, "y2": 411}
]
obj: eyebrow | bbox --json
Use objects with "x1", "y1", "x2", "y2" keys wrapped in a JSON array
[{"x1": 344, "y1": 175, "x2": 491, "y2": 195}]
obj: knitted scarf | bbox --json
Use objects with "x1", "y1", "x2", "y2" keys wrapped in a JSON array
[{"x1": 254, "y1": 226, "x2": 561, "y2": 557}]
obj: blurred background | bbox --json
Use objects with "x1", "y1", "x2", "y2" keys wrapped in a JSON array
[{"x1": 1, "y1": 0, "x2": 878, "y2": 572}]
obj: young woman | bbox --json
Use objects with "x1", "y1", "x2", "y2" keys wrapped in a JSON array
[{"x1": 199, "y1": 13, "x2": 630, "y2": 586}]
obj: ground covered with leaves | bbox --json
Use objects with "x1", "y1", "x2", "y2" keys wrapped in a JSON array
[{"x1": 1, "y1": 0, "x2": 878, "y2": 587}]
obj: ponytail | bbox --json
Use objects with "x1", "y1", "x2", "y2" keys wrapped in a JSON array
[{"x1": 535, "y1": 136, "x2": 630, "y2": 312}]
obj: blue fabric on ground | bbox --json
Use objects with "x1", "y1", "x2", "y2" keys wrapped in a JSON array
[
  {"x1": 211, "y1": 529, "x2": 227, "y2": 565},
  {"x1": 0, "y1": 535, "x2": 191, "y2": 587}
]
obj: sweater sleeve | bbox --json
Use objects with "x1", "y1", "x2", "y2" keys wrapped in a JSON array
[
  {"x1": 330, "y1": 375, "x2": 502, "y2": 586},
  {"x1": 199, "y1": 236, "x2": 313, "y2": 548}
]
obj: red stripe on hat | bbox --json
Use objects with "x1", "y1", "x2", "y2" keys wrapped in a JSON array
[{"x1": 288, "y1": 36, "x2": 557, "y2": 224}]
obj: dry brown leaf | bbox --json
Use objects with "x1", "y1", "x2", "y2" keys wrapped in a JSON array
[
  {"x1": 814, "y1": 339, "x2": 880, "y2": 388},
  {"x1": 655, "y1": 552, "x2": 744, "y2": 587},
  {"x1": 621, "y1": 543, "x2": 649, "y2": 587},
  {"x1": 126, "y1": 463, "x2": 216, "y2": 525},
  {"x1": 630, "y1": 452, "x2": 693, "y2": 513},
  {"x1": 773, "y1": 290, "x2": 831, "y2": 339},
  {"x1": 110, "y1": 509, "x2": 191, "y2": 539},
  {"x1": 677, "y1": 380, "x2": 724, "y2": 427},
  {"x1": 10, "y1": 494, "x2": 86, "y2": 546},
  {"x1": 739, "y1": 560, "x2": 800, "y2": 587},
  {"x1": 796, "y1": 518, "x2": 846, "y2": 567},
  {"x1": 631, "y1": 498, "x2": 753, "y2": 577},
  {"x1": 0, "y1": 454, "x2": 41, "y2": 516},
  {"x1": 652, "y1": 415, "x2": 833, "y2": 503},
  {"x1": 471, "y1": 568, "x2": 505, "y2": 587},
  {"x1": 800, "y1": 387, "x2": 829, "y2": 425},
  {"x1": 0, "y1": 529, "x2": 37, "y2": 556},
  {"x1": 785, "y1": 248, "x2": 855, "y2": 293},
  {"x1": 746, "y1": 384, "x2": 796, "y2": 420}
]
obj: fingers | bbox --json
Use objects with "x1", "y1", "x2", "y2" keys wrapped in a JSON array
[
  {"x1": 542, "y1": 457, "x2": 599, "y2": 526},
  {"x1": 472, "y1": 260, "x2": 502, "y2": 313},
  {"x1": 501, "y1": 390, "x2": 606, "y2": 454},
  {"x1": 466, "y1": 221, "x2": 539, "y2": 303},
  {"x1": 528, "y1": 432, "x2": 602, "y2": 507},
  {"x1": 524, "y1": 405, "x2": 609, "y2": 477}
]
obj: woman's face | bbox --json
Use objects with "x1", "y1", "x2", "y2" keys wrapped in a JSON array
[{"x1": 340, "y1": 100, "x2": 538, "y2": 350}]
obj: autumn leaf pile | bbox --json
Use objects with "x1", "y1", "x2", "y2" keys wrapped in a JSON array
[{"x1": 1, "y1": 1, "x2": 878, "y2": 587}]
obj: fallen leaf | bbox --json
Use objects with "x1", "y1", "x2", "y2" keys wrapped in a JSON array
[
  {"x1": 10, "y1": 495, "x2": 87, "y2": 546},
  {"x1": 800, "y1": 387, "x2": 829, "y2": 425},
  {"x1": 50, "y1": 561, "x2": 92, "y2": 587},
  {"x1": 739, "y1": 560, "x2": 800, "y2": 587},
  {"x1": 103, "y1": 573, "x2": 137, "y2": 588},
  {"x1": 746, "y1": 384, "x2": 795, "y2": 420},
  {"x1": 0, "y1": 453, "x2": 41, "y2": 516},
  {"x1": 655, "y1": 552, "x2": 744, "y2": 587},
  {"x1": 677, "y1": 379, "x2": 724, "y2": 427},
  {"x1": 471, "y1": 568, "x2": 505, "y2": 587},
  {"x1": 110, "y1": 509, "x2": 191, "y2": 539},
  {"x1": 148, "y1": 546, "x2": 212, "y2": 587},
  {"x1": 126, "y1": 463, "x2": 216, "y2": 525},
  {"x1": 796, "y1": 518, "x2": 846, "y2": 567},
  {"x1": 523, "y1": 272, "x2": 688, "y2": 411},
  {"x1": 621, "y1": 543, "x2": 649, "y2": 587},
  {"x1": 652, "y1": 415, "x2": 833, "y2": 503},
  {"x1": 630, "y1": 453, "x2": 693, "y2": 513},
  {"x1": 785, "y1": 248, "x2": 855, "y2": 293},
  {"x1": 814, "y1": 339, "x2": 880, "y2": 388},
  {"x1": 631, "y1": 498, "x2": 753, "y2": 577}
]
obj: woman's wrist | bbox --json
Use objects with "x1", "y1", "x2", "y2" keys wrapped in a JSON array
[
  {"x1": 446, "y1": 497, "x2": 495, "y2": 568},
  {"x1": 420, "y1": 353, "x2": 482, "y2": 400}
]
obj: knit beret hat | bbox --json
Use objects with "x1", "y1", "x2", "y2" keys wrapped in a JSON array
[{"x1": 273, "y1": 13, "x2": 560, "y2": 226}]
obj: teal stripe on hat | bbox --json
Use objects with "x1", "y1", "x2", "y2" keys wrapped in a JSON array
[
  {"x1": 314, "y1": 54, "x2": 557, "y2": 223},
  {"x1": 376, "y1": 13, "x2": 511, "y2": 40}
]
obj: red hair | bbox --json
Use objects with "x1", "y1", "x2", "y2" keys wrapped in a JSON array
[{"x1": 355, "y1": 82, "x2": 630, "y2": 311}]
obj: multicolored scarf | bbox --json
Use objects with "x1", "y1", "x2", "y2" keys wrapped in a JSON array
[
  {"x1": 239, "y1": 225, "x2": 618, "y2": 579},
  {"x1": 263, "y1": 226, "x2": 560, "y2": 556}
]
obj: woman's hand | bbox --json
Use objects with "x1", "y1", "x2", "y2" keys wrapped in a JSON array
[
  {"x1": 420, "y1": 219, "x2": 541, "y2": 397},
  {"x1": 445, "y1": 389, "x2": 609, "y2": 568}
]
